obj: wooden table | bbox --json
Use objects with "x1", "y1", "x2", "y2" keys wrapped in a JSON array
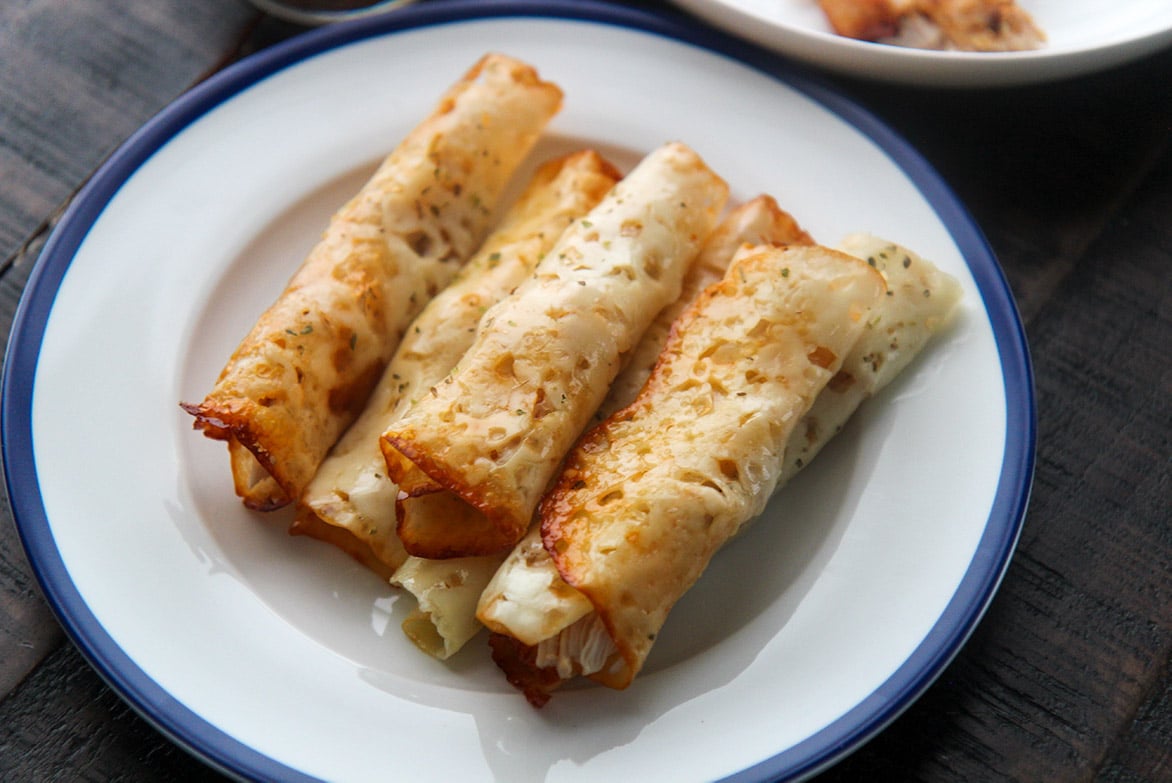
[{"x1": 1, "y1": 1, "x2": 1168, "y2": 780}]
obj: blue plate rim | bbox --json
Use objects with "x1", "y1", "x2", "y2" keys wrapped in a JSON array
[{"x1": 0, "y1": 1, "x2": 1036, "y2": 781}]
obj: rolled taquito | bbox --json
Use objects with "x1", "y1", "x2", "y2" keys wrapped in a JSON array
[
  {"x1": 289, "y1": 149, "x2": 620, "y2": 597},
  {"x1": 381, "y1": 142, "x2": 729, "y2": 559},
  {"x1": 478, "y1": 195, "x2": 814, "y2": 648},
  {"x1": 181, "y1": 54, "x2": 563, "y2": 510},
  {"x1": 492, "y1": 243, "x2": 888, "y2": 704},
  {"x1": 486, "y1": 236, "x2": 962, "y2": 705},
  {"x1": 393, "y1": 195, "x2": 810, "y2": 659}
]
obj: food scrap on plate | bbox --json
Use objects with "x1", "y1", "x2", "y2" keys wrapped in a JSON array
[{"x1": 818, "y1": 0, "x2": 1045, "y2": 51}]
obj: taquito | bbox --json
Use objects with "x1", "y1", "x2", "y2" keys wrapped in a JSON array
[
  {"x1": 181, "y1": 54, "x2": 562, "y2": 509},
  {"x1": 491, "y1": 243, "x2": 887, "y2": 704},
  {"x1": 381, "y1": 142, "x2": 729, "y2": 558},
  {"x1": 487, "y1": 237, "x2": 962, "y2": 705},
  {"x1": 817, "y1": 0, "x2": 1045, "y2": 51},
  {"x1": 478, "y1": 195, "x2": 813, "y2": 647},
  {"x1": 290, "y1": 150, "x2": 620, "y2": 593}
]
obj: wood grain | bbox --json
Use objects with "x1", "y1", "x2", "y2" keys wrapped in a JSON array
[
  {"x1": 0, "y1": 0, "x2": 259, "y2": 273},
  {"x1": 0, "y1": 230, "x2": 61, "y2": 702},
  {"x1": 0, "y1": 642, "x2": 226, "y2": 782}
]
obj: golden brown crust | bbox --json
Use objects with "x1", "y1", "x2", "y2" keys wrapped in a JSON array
[
  {"x1": 484, "y1": 234, "x2": 963, "y2": 704},
  {"x1": 542, "y1": 244, "x2": 886, "y2": 687},
  {"x1": 477, "y1": 199, "x2": 818, "y2": 693},
  {"x1": 381, "y1": 142, "x2": 728, "y2": 556},
  {"x1": 296, "y1": 150, "x2": 621, "y2": 576},
  {"x1": 226, "y1": 437, "x2": 288, "y2": 511},
  {"x1": 379, "y1": 440, "x2": 445, "y2": 496},
  {"x1": 394, "y1": 488, "x2": 518, "y2": 559},
  {"x1": 182, "y1": 54, "x2": 563, "y2": 509},
  {"x1": 596, "y1": 194, "x2": 813, "y2": 421},
  {"x1": 921, "y1": 0, "x2": 1045, "y2": 51},
  {"x1": 818, "y1": 0, "x2": 904, "y2": 41}
]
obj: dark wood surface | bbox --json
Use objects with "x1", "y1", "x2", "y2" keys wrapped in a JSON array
[{"x1": 1, "y1": 1, "x2": 1169, "y2": 780}]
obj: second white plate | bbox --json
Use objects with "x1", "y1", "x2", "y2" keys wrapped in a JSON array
[{"x1": 672, "y1": 0, "x2": 1172, "y2": 86}]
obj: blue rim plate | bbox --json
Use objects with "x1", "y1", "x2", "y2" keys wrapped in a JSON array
[{"x1": 2, "y1": 2, "x2": 1034, "y2": 781}]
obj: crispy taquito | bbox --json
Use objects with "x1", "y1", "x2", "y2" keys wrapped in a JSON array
[
  {"x1": 394, "y1": 195, "x2": 811, "y2": 658},
  {"x1": 381, "y1": 142, "x2": 729, "y2": 559},
  {"x1": 477, "y1": 196, "x2": 814, "y2": 648},
  {"x1": 181, "y1": 54, "x2": 562, "y2": 509},
  {"x1": 529, "y1": 243, "x2": 884, "y2": 700},
  {"x1": 486, "y1": 237, "x2": 961, "y2": 706},
  {"x1": 290, "y1": 150, "x2": 620, "y2": 608},
  {"x1": 818, "y1": 0, "x2": 1045, "y2": 51}
]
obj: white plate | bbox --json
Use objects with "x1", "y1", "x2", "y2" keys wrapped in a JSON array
[
  {"x1": 672, "y1": 0, "x2": 1172, "y2": 86},
  {"x1": 3, "y1": 2, "x2": 1034, "y2": 781}
]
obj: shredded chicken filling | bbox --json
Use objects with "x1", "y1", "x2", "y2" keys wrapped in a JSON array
[{"x1": 534, "y1": 613, "x2": 616, "y2": 679}]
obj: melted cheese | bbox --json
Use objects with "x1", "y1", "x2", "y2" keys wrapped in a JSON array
[
  {"x1": 492, "y1": 237, "x2": 961, "y2": 697},
  {"x1": 392, "y1": 553, "x2": 508, "y2": 660},
  {"x1": 478, "y1": 526, "x2": 595, "y2": 646}
]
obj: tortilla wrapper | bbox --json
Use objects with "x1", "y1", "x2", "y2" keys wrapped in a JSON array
[
  {"x1": 180, "y1": 53, "x2": 563, "y2": 509},
  {"x1": 228, "y1": 439, "x2": 286, "y2": 511},
  {"x1": 780, "y1": 233, "x2": 964, "y2": 479},
  {"x1": 487, "y1": 633, "x2": 566, "y2": 709},
  {"x1": 293, "y1": 151, "x2": 621, "y2": 575},
  {"x1": 920, "y1": 0, "x2": 1045, "y2": 51},
  {"x1": 540, "y1": 243, "x2": 885, "y2": 691},
  {"x1": 477, "y1": 196, "x2": 812, "y2": 647},
  {"x1": 382, "y1": 142, "x2": 729, "y2": 557},
  {"x1": 818, "y1": 0, "x2": 905, "y2": 41},
  {"x1": 492, "y1": 237, "x2": 961, "y2": 705},
  {"x1": 597, "y1": 194, "x2": 812, "y2": 421}
]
